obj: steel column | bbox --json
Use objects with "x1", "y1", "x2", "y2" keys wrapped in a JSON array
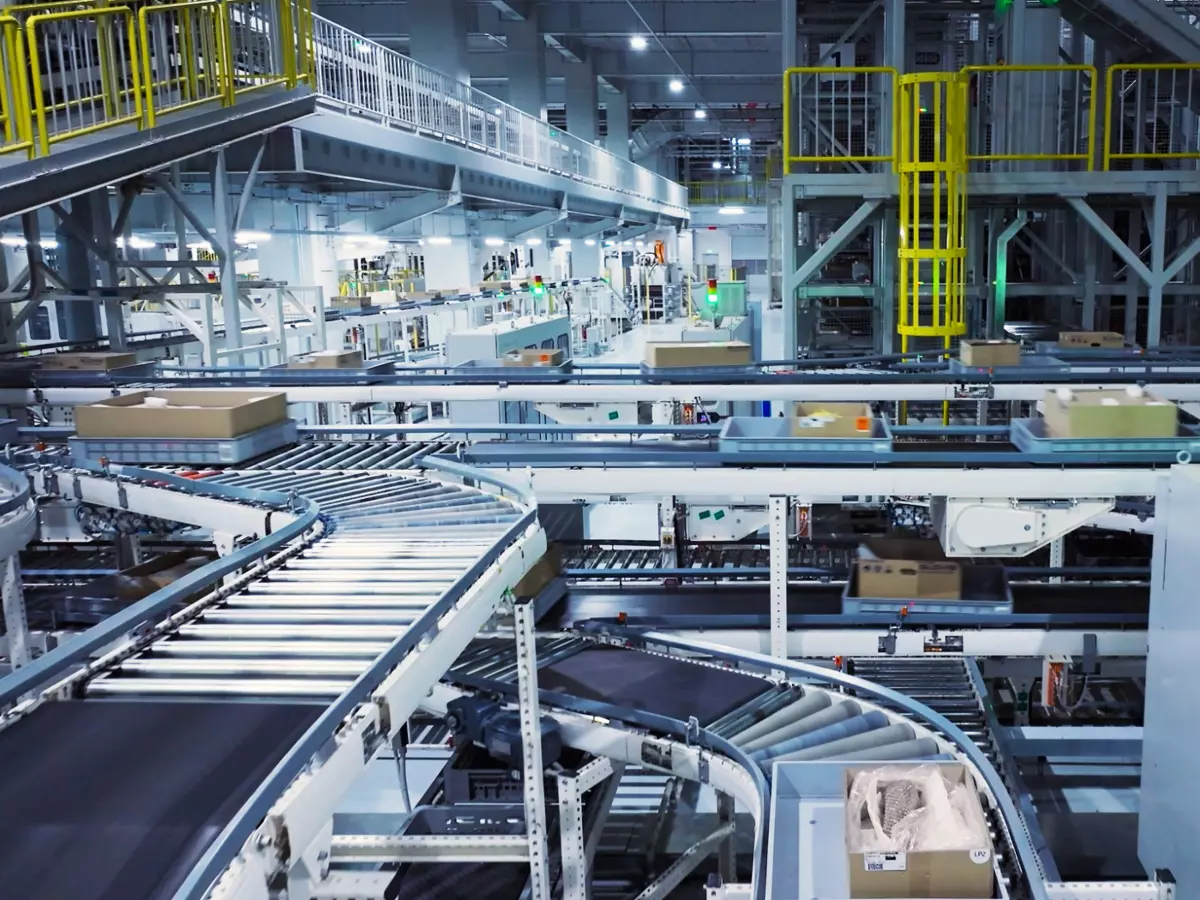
[
  {"x1": 769, "y1": 496, "x2": 788, "y2": 675},
  {"x1": 514, "y1": 597, "x2": 551, "y2": 900},
  {"x1": 212, "y1": 149, "x2": 243, "y2": 361},
  {"x1": 1148, "y1": 181, "x2": 1168, "y2": 348},
  {"x1": 1, "y1": 555, "x2": 29, "y2": 669}
]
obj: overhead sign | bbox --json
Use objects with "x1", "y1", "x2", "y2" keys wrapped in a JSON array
[{"x1": 818, "y1": 42, "x2": 855, "y2": 81}]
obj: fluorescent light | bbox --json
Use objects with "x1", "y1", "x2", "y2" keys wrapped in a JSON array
[
  {"x1": 603, "y1": 240, "x2": 615, "y2": 247},
  {"x1": 425, "y1": 236, "x2": 452, "y2": 245},
  {"x1": 485, "y1": 238, "x2": 506, "y2": 247},
  {"x1": 558, "y1": 239, "x2": 571, "y2": 248},
  {"x1": 711, "y1": 160, "x2": 723, "y2": 169},
  {"x1": 493, "y1": 106, "x2": 503, "y2": 115},
  {"x1": 694, "y1": 108, "x2": 707, "y2": 119},
  {"x1": 355, "y1": 41, "x2": 372, "y2": 54},
  {"x1": 630, "y1": 35, "x2": 648, "y2": 51},
  {"x1": 116, "y1": 236, "x2": 155, "y2": 249},
  {"x1": 526, "y1": 237, "x2": 543, "y2": 246},
  {"x1": 668, "y1": 78, "x2": 684, "y2": 93},
  {"x1": 718, "y1": 206, "x2": 745, "y2": 216},
  {"x1": 584, "y1": 239, "x2": 597, "y2": 246},
  {"x1": 635, "y1": 240, "x2": 644, "y2": 247},
  {"x1": 736, "y1": 137, "x2": 752, "y2": 146},
  {"x1": 187, "y1": 241, "x2": 212, "y2": 251},
  {"x1": 0, "y1": 236, "x2": 23, "y2": 247},
  {"x1": 235, "y1": 230, "x2": 270, "y2": 245}
]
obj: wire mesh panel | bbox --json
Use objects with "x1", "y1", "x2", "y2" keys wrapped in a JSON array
[
  {"x1": 963, "y1": 64, "x2": 1096, "y2": 171},
  {"x1": 24, "y1": 6, "x2": 142, "y2": 155},
  {"x1": 138, "y1": 0, "x2": 226, "y2": 125},
  {"x1": 783, "y1": 66, "x2": 897, "y2": 173},
  {"x1": 1105, "y1": 64, "x2": 1200, "y2": 170},
  {"x1": 225, "y1": 0, "x2": 286, "y2": 95},
  {"x1": 686, "y1": 181, "x2": 769, "y2": 206}
]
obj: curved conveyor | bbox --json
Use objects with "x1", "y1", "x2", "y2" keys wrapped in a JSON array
[{"x1": 0, "y1": 456, "x2": 544, "y2": 900}]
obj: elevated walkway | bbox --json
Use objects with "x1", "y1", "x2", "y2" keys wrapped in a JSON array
[
  {"x1": 1061, "y1": 0, "x2": 1200, "y2": 63},
  {"x1": 0, "y1": 0, "x2": 686, "y2": 226}
]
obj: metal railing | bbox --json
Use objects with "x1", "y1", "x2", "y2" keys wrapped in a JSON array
[
  {"x1": 1104, "y1": 63, "x2": 1200, "y2": 170},
  {"x1": 0, "y1": 0, "x2": 311, "y2": 157},
  {"x1": 963, "y1": 64, "x2": 1097, "y2": 170},
  {"x1": 686, "y1": 180, "x2": 769, "y2": 206},
  {"x1": 782, "y1": 65, "x2": 898, "y2": 173},
  {"x1": 309, "y1": 15, "x2": 687, "y2": 210}
]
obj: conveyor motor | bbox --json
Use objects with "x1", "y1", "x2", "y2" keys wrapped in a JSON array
[{"x1": 445, "y1": 696, "x2": 563, "y2": 774}]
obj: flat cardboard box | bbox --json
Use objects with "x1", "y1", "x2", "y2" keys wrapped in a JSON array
[
  {"x1": 513, "y1": 545, "x2": 561, "y2": 598},
  {"x1": 644, "y1": 341, "x2": 752, "y2": 369},
  {"x1": 330, "y1": 296, "x2": 371, "y2": 310},
  {"x1": 959, "y1": 340, "x2": 1020, "y2": 368},
  {"x1": 846, "y1": 763, "x2": 994, "y2": 899},
  {"x1": 1042, "y1": 388, "x2": 1177, "y2": 439},
  {"x1": 288, "y1": 349, "x2": 364, "y2": 369},
  {"x1": 502, "y1": 348, "x2": 566, "y2": 367},
  {"x1": 791, "y1": 402, "x2": 874, "y2": 438},
  {"x1": 41, "y1": 351, "x2": 138, "y2": 371},
  {"x1": 74, "y1": 390, "x2": 287, "y2": 440},
  {"x1": 1058, "y1": 330, "x2": 1124, "y2": 349},
  {"x1": 855, "y1": 538, "x2": 962, "y2": 601}
]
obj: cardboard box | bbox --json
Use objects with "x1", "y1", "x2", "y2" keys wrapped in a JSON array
[
  {"x1": 330, "y1": 296, "x2": 371, "y2": 310},
  {"x1": 855, "y1": 539, "x2": 962, "y2": 601},
  {"x1": 791, "y1": 402, "x2": 874, "y2": 438},
  {"x1": 959, "y1": 340, "x2": 1020, "y2": 368},
  {"x1": 846, "y1": 764, "x2": 994, "y2": 899},
  {"x1": 502, "y1": 348, "x2": 566, "y2": 367},
  {"x1": 74, "y1": 390, "x2": 287, "y2": 440},
  {"x1": 1042, "y1": 388, "x2": 1177, "y2": 439},
  {"x1": 41, "y1": 352, "x2": 138, "y2": 371},
  {"x1": 1057, "y1": 330, "x2": 1124, "y2": 349},
  {"x1": 288, "y1": 349, "x2": 365, "y2": 369},
  {"x1": 644, "y1": 341, "x2": 752, "y2": 369},
  {"x1": 512, "y1": 545, "x2": 561, "y2": 598}
]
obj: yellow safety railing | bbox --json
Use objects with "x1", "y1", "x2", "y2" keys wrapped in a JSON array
[
  {"x1": 961, "y1": 64, "x2": 1097, "y2": 170},
  {"x1": 896, "y1": 72, "x2": 968, "y2": 351},
  {"x1": 0, "y1": 0, "x2": 312, "y2": 157},
  {"x1": 686, "y1": 180, "x2": 769, "y2": 206},
  {"x1": 1104, "y1": 63, "x2": 1200, "y2": 170},
  {"x1": 783, "y1": 66, "x2": 898, "y2": 173}
]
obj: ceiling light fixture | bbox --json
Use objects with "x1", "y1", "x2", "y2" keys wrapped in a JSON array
[
  {"x1": 668, "y1": 79, "x2": 684, "y2": 93},
  {"x1": 718, "y1": 206, "x2": 745, "y2": 216},
  {"x1": 485, "y1": 237, "x2": 506, "y2": 247},
  {"x1": 711, "y1": 160, "x2": 723, "y2": 170},
  {"x1": 630, "y1": 35, "x2": 648, "y2": 51},
  {"x1": 584, "y1": 239, "x2": 597, "y2": 246},
  {"x1": 526, "y1": 237, "x2": 543, "y2": 246},
  {"x1": 694, "y1": 107, "x2": 707, "y2": 119},
  {"x1": 235, "y1": 230, "x2": 271, "y2": 245},
  {"x1": 558, "y1": 239, "x2": 571, "y2": 248},
  {"x1": 425, "y1": 236, "x2": 453, "y2": 245},
  {"x1": 736, "y1": 137, "x2": 752, "y2": 147}
]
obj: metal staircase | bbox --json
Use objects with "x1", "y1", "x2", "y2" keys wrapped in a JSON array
[{"x1": 1060, "y1": 0, "x2": 1200, "y2": 63}]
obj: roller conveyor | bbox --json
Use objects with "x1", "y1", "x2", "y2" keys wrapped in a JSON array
[{"x1": 86, "y1": 471, "x2": 524, "y2": 700}]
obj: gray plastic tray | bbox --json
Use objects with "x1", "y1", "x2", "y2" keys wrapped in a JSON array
[
  {"x1": 68, "y1": 419, "x2": 298, "y2": 465},
  {"x1": 719, "y1": 416, "x2": 892, "y2": 454},
  {"x1": 456, "y1": 358, "x2": 573, "y2": 378},
  {"x1": 1011, "y1": 417, "x2": 1200, "y2": 458},
  {"x1": 842, "y1": 564, "x2": 1013, "y2": 616},
  {"x1": 640, "y1": 362, "x2": 758, "y2": 382}
]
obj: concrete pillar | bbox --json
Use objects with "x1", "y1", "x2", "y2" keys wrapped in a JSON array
[
  {"x1": 506, "y1": 14, "x2": 546, "y2": 119},
  {"x1": 407, "y1": 0, "x2": 471, "y2": 85},
  {"x1": 422, "y1": 237, "x2": 475, "y2": 291},
  {"x1": 605, "y1": 89, "x2": 630, "y2": 159},
  {"x1": 566, "y1": 57, "x2": 599, "y2": 143}
]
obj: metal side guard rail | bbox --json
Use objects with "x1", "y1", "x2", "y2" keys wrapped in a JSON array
[{"x1": 0, "y1": 0, "x2": 313, "y2": 158}]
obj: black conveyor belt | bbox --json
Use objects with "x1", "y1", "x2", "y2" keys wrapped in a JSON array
[
  {"x1": 538, "y1": 645, "x2": 767, "y2": 724},
  {"x1": 0, "y1": 700, "x2": 321, "y2": 900}
]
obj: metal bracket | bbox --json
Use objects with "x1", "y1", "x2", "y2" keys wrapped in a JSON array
[
  {"x1": 697, "y1": 752, "x2": 710, "y2": 784},
  {"x1": 117, "y1": 483, "x2": 128, "y2": 510},
  {"x1": 685, "y1": 715, "x2": 700, "y2": 746},
  {"x1": 71, "y1": 474, "x2": 82, "y2": 500},
  {"x1": 953, "y1": 383, "x2": 994, "y2": 400}
]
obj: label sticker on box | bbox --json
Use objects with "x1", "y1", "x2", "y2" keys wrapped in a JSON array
[
  {"x1": 970, "y1": 848, "x2": 992, "y2": 865},
  {"x1": 864, "y1": 852, "x2": 906, "y2": 872}
]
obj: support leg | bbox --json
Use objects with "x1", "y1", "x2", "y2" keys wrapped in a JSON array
[
  {"x1": 514, "y1": 597, "x2": 550, "y2": 900},
  {"x1": 2, "y1": 554, "x2": 30, "y2": 669},
  {"x1": 769, "y1": 496, "x2": 788, "y2": 677}
]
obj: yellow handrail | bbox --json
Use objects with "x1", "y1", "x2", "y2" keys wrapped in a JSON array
[
  {"x1": 782, "y1": 65, "x2": 899, "y2": 174},
  {"x1": 0, "y1": 16, "x2": 33, "y2": 155},
  {"x1": 1103, "y1": 63, "x2": 1200, "y2": 171}
]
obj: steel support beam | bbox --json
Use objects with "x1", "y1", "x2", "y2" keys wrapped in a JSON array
[
  {"x1": 514, "y1": 597, "x2": 551, "y2": 900},
  {"x1": 990, "y1": 213, "x2": 1028, "y2": 338},
  {"x1": 793, "y1": 200, "x2": 881, "y2": 284},
  {"x1": 558, "y1": 756, "x2": 614, "y2": 900},
  {"x1": 1148, "y1": 181, "x2": 1168, "y2": 347},
  {"x1": 633, "y1": 823, "x2": 736, "y2": 900},
  {"x1": 362, "y1": 185, "x2": 463, "y2": 233},
  {"x1": 211, "y1": 150, "x2": 242, "y2": 361},
  {"x1": 768, "y1": 496, "x2": 788, "y2": 675},
  {"x1": 507, "y1": 203, "x2": 569, "y2": 239},
  {"x1": 1, "y1": 555, "x2": 29, "y2": 669}
]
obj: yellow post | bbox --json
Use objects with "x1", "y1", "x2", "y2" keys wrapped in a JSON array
[{"x1": 897, "y1": 72, "x2": 967, "y2": 424}]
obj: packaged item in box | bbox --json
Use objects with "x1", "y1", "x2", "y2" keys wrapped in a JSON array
[
  {"x1": 643, "y1": 341, "x2": 752, "y2": 369},
  {"x1": 512, "y1": 545, "x2": 561, "y2": 598},
  {"x1": 74, "y1": 390, "x2": 287, "y2": 440},
  {"x1": 855, "y1": 539, "x2": 961, "y2": 600},
  {"x1": 501, "y1": 348, "x2": 567, "y2": 367},
  {"x1": 846, "y1": 764, "x2": 993, "y2": 898},
  {"x1": 1057, "y1": 330, "x2": 1124, "y2": 349},
  {"x1": 790, "y1": 402, "x2": 874, "y2": 438},
  {"x1": 41, "y1": 351, "x2": 137, "y2": 371},
  {"x1": 1041, "y1": 387, "x2": 1177, "y2": 439},
  {"x1": 287, "y1": 349, "x2": 364, "y2": 369},
  {"x1": 959, "y1": 340, "x2": 1020, "y2": 368},
  {"x1": 330, "y1": 296, "x2": 371, "y2": 310}
]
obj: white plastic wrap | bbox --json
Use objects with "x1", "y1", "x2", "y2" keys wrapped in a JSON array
[{"x1": 846, "y1": 765, "x2": 990, "y2": 853}]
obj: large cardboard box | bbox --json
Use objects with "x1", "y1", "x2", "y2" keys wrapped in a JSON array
[
  {"x1": 1058, "y1": 330, "x2": 1124, "y2": 349},
  {"x1": 74, "y1": 390, "x2": 287, "y2": 440},
  {"x1": 287, "y1": 349, "x2": 364, "y2": 369},
  {"x1": 41, "y1": 351, "x2": 137, "y2": 371},
  {"x1": 791, "y1": 402, "x2": 874, "y2": 438},
  {"x1": 1042, "y1": 388, "x2": 1177, "y2": 439},
  {"x1": 502, "y1": 348, "x2": 566, "y2": 367},
  {"x1": 959, "y1": 340, "x2": 1020, "y2": 368},
  {"x1": 644, "y1": 341, "x2": 752, "y2": 369},
  {"x1": 330, "y1": 296, "x2": 371, "y2": 310},
  {"x1": 846, "y1": 764, "x2": 994, "y2": 899},
  {"x1": 855, "y1": 539, "x2": 962, "y2": 601}
]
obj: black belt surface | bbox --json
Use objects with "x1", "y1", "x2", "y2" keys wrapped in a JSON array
[{"x1": 0, "y1": 700, "x2": 321, "y2": 900}]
